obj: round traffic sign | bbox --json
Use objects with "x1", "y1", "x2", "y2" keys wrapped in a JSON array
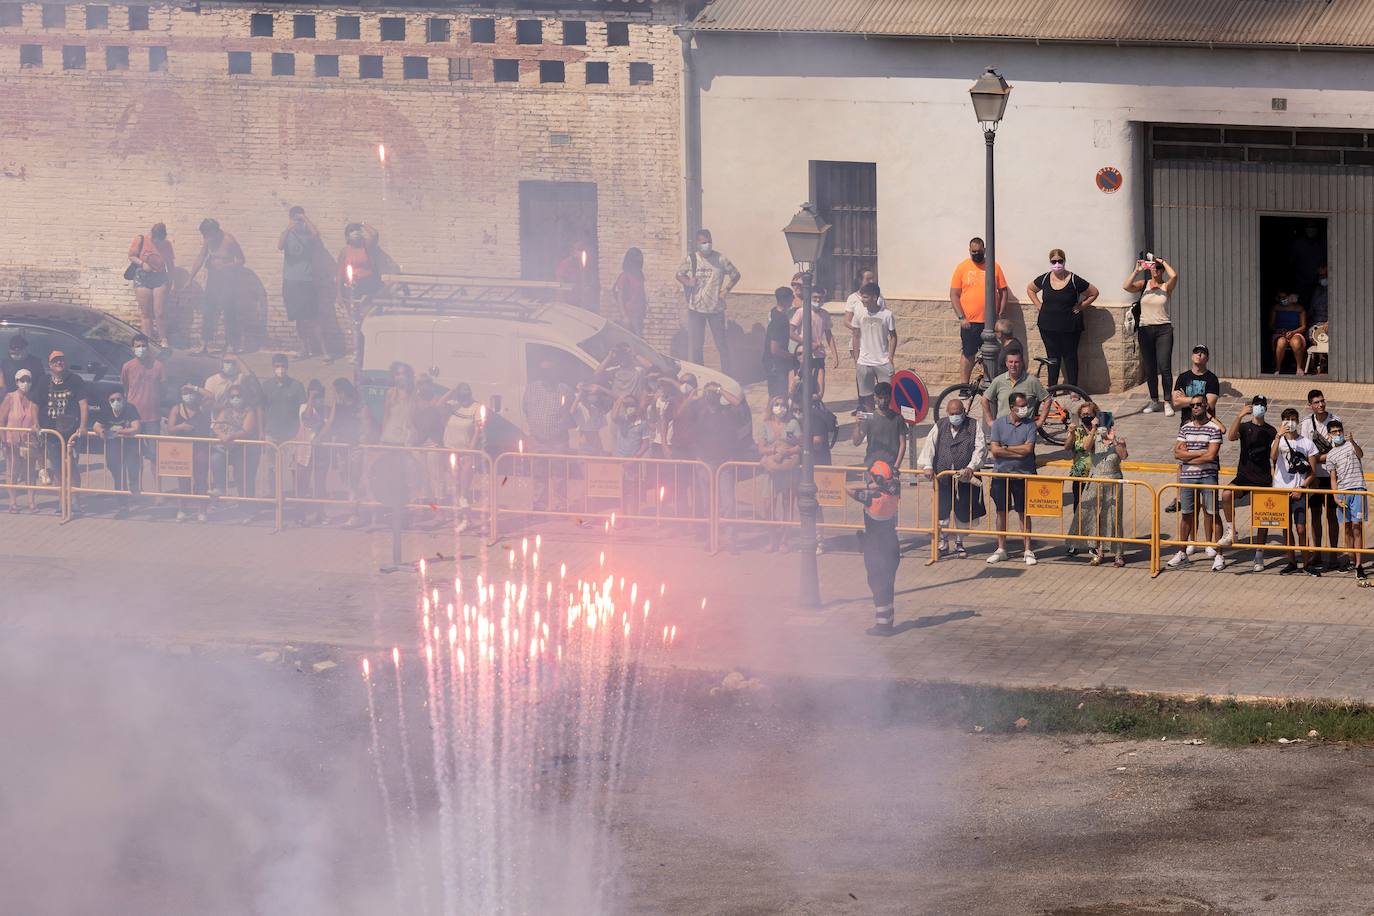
[
  {"x1": 1095, "y1": 166, "x2": 1123, "y2": 194},
  {"x1": 890, "y1": 369, "x2": 929, "y2": 426}
]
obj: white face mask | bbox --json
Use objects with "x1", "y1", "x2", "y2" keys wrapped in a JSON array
[
  {"x1": 1253, "y1": 405, "x2": 1267, "y2": 418},
  {"x1": 680, "y1": 383, "x2": 693, "y2": 395},
  {"x1": 133, "y1": 346, "x2": 147, "y2": 359},
  {"x1": 771, "y1": 405, "x2": 786, "y2": 417},
  {"x1": 948, "y1": 413, "x2": 966, "y2": 427},
  {"x1": 1015, "y1": 406, "x2": 1031, "y2": 419},
  {"x1": 1319, "y1": 278, "x2": 1329, "y2": 287},
  {"x1": 1282, "y1": 420, "x2": 1297, "y2": 433},
  {"x1": 698, "y1": 242, "x2": 712, "y2": 254},
  {"x1": 274, "y1": 367, "x2": 286, "y2": 379}
]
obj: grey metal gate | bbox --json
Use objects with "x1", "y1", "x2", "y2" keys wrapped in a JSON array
[{"x1": 1151, "y1": 160, "x2": 1374, "y2": 382}]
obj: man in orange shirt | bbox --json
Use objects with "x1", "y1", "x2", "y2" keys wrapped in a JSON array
[{"x1": 949, "y1": 237, "x2": 1009, "y2": 384}]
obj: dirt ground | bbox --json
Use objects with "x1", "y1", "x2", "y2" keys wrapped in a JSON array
[{"x1": 4, "y1": 638, "x2": 1373, "y2": 916}]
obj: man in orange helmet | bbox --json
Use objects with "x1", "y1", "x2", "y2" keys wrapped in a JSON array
[{"x1": 849, "y1": 459, "x2": 902, "y2": 635}]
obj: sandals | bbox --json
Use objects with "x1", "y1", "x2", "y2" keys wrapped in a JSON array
[{"x1": 1113, "y1": 555, "x2": 1126, "y2": 568}]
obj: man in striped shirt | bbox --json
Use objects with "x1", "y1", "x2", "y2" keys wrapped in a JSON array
[
  {"x1": 1167, "y1": 396, "x2": 1226, "y2": 571},
  {"x1": 1321, "y1": 419, "x2": 1368, "y2": 584}
]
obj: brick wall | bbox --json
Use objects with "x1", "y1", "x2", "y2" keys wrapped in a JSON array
[{"x1": 0, "y1": 1, "x2": 686, "y2": 353}]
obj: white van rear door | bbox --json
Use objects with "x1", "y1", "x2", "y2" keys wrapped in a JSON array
[{"x1": 432, "y1": 317, "x2": 510, "y2": 409}]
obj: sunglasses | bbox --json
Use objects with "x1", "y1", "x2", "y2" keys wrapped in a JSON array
[{"x1": 1049, "y1": 260, "x2": 1065, "y2": 267}]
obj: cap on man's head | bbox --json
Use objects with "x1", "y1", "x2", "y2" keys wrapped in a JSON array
[
  {"x1": 48, "y1": 350, "x2": 65, "y2": 362},
  {"x1": 1252, "y1": 395, "x2": 1268, "y2": 407},
  {"x1": 1193, "y1": 344, "x2": 1209, "y2": 356},
  {"x1": 272, "y1": 353, "x2": 289, "y2": 367}
]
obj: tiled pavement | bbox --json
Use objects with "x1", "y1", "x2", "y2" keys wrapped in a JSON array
[{"x1": 4, "y1": 510, "x2": 1374, "y2": 702}]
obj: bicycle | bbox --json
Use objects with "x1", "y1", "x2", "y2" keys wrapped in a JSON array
[{"x1": 931, "y1": 356, "x2": 1088, "y2": 446}]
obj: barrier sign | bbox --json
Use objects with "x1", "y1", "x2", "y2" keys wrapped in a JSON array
[
  {"x1": 1252, "y1": 490, "x2": 1289, "y2": 529},
  {"x1": 1025, "y1": 478, "x2": 1063, "y2": 517},
  {"x1": 156, "y1": 439, "x2": 194, "y2": 478},
  {"x1": 585, "y1": 462, "x2": 623, "y2": 499},
  {"x1": 890, "y1": 369, "x2": 929, "y2": 426},
  {"x1": 815, "y1": 469, "x2": 849, "y2": 508}
]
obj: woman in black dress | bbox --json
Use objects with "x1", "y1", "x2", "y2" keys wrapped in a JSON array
[{"x1": 1026, "y1": 248, "x2": 1099, "y2": 388}]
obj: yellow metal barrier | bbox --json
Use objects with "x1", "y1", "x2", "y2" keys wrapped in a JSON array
[
  {"x1": 490, "y1": 450, "x2": 713, "y2": 544},
  {"x1": 69, "y1": 433, "x2": 284, "y2": 529},
  {"x1": 712, "y1": 461, "x2": 933, "y2": 551},
  {"x1": 280, "y1": 442, "x2": 492, "y2": 529},
  {"x1": 1157, "y1": 480, "x2": 1374, "y2": 575},
  {"x1": 931, "y1": 469, "x2": 1158, "y2": 568},
  {"x1": 0, "y1": 427, "x2": 65, "y2": 517}
]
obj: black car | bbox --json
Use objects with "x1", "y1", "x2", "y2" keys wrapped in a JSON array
[{"x1": 0, "y1": 302, "x2": 220, "y2": 427}]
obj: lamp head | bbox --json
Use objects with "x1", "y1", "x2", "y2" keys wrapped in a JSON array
[
  {"x1": 969, "y1": 67, "x2": 1012, "y2": 132},
  {"x1": 782, "y1": 202, "x2": 831, "y2": 269}
]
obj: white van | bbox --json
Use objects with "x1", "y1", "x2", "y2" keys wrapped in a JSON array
[{"x1": 359, "y1": 281, "x2": 744, "y2": 440}]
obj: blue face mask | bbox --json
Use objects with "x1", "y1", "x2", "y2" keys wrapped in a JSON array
[{"x1": 1332, "y1": 435, "x2": 1347, "y2": 447}]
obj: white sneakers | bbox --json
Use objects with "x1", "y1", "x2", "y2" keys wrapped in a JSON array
[
  {"x1": 1143, "y1": 402, "x2": 1159, "y2": 414},
  {"x1": 1168, "y1": 550, "x2": 1189, "y2": 568},
  {"x1": 1211, "y1": 555, "x2": 1226, "y2": 572},
  {"x1": 1173, "y1": 549, "x2": 1226, "y2": 571},
  {"x1": 986, "y1": 548, "x2": 1007, "y2": 564},
  {"x1": 1024, "y1": 551, "x2": 1037, "y2": 566},
  {"x1": 1163, "y1": 402, "x2": 1175, "y2": 417},
  {"x1": 1252, "y1": 550, "x2": 1264, "y2": 572},
  {"x1": 1217, "y1": 525, "x2": 1235, "y2": 548}
]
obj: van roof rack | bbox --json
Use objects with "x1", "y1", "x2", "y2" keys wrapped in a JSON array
[{"x1": 369, "y1": 273, "x2": 570, "y2": 318}]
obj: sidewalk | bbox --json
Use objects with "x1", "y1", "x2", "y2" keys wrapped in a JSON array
[{"x1": 4, "y1": 512, "x2": 1373, "y2": 702}]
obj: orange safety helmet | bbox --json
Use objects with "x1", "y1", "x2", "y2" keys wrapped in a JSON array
[{"x1": 869, "y1": 460, "x2": 893, "y2": 479}]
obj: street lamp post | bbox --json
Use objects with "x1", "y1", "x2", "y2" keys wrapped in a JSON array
[
  {"x1": 783, "y1": 203, "x2": 831, "y2": 609},
  {"x1": 969, "y1": 68, "x2": 1013, "y2": 384}
]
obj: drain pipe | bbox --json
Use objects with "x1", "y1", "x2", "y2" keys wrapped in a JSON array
[{"x1": 678, "y1": 29, "x2": 703, "y2": 242}]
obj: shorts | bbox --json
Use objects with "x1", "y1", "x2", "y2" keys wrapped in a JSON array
[
  {"x1": 1286, "y1": 490, "x2": 1309, "y2": 522},
  {"x1": 282, "y1": 279, "x2": 319, "y2": 320},
  {"x1": 989, "y1": 475, "x2": 1026, "y2": 514},
  {"x1": 856, "y1": 362, "x2": 894, "y2": 397},
  {"x1": 1337, "y1": 489, "x2": 1368, "y2": 524},
  {"x1": 133, "y1": 269, "x2": 168, "y2": 290},
  {"x1": 1226, "y1": 476, "x2": 1272, "y2": 506},
  {"x1": 960, "y1": 322, "x2": 986, "y2": 358},
  {"x1": 1178, "y1": 474, "x2": 1219, "y2": 515}
]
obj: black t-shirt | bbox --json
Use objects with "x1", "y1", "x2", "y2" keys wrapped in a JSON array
[
  {"x1": 41, "y1": 373, "x2": 88, "y2": 435},
  {"x1": 1234, "y1": 420, "x2": 1277, "y2": 486},
  {"x1": 862, "y1": 409, "x2": 905, "y2": 467},
  {"x1": 763, "y1": 309, "x2": 792, "y2": 370},
  {"x1": 1033, "y1": 272, "x2": 1091, "y2": 334},
  {"x1": 1173, "y1": 370, "x2": 1220, "y2": 403}
]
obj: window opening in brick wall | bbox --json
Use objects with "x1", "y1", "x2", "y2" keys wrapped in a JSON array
[
  {"x1": 0, "y1": 4, "x2": 21, "y2": 27},
  {"x1": 403, "y1": 56, "x2": 428, "y2": 79},
  {"x1": 516, "y1": 19, "x2": 542, "y2": 44},
  {"x1": 426, "y1": 18, "x2": 449, "y2": 42},
  {"x1": 272, "y1": 52, "x2": 294, "y2": 75},
  {"x1": 585, "y1": 61, "x2": 608, "y2": 84},
  {"x1": 448, "y1": 57, "x2": 472, "y2": 80},
  {"x1": 293, "y1": 14, "x2": 314, "y2": 38},
  {"x1": 128, "y1": 5, "x2": 148, "y2": 30},
  {"x1": 470, "y1": 18, "x2": 495, "y2": 43},
  {"x1": 86, "y1": 5, "x2": 108, "y2": 29},
  {"x1": 809, "y1": 160, "x2": 878, "y2": 305},
  {"x1": 606, "y1": 22, "x2": 629, "y2": 46},
  {"x1": 336, "y1": 15, "x2": 359, "y2": 39},
  {"x1": 629, "y1": 62, "x2": 652, "y2": 84},
  {"x1": 148, "y1": 45, "x2": 166, "y2": 70},
  {"x1": 42, "y1": 3, "x2": 64, "y2": 27},
  {"x1": 227, "y1": 51, "x2": 251, "y2": 74},
  {"x1": 62, "y1": 45, "x2": 85, "y2": 69},
  {"x1": 105, "y1": 44, "x2": 127, "y2": 69},
  {"x1": 493, "y1": 58, "x2": 518, "y2": 82},
  {"x1": 562, "y1": 20, "x2": 586, "y2": 45},
  {"x1": 314, "y1": 53, "x2": 338, "y2": 76},
  {"x1": 20, "y1": 43, "x2": 41, "y2": 66},
  {"x1": 380, "y1": 17, "x2": 405, "y2": 41},
  {"x1": 250, "y1": 13, "x2": 273, "y2": 37},
  {"x1": 539, "y1": 59, "x2": 563, "y2": 83},
  {"x1": 359, "y1": 54, "x2": 382, "y2": 79}
]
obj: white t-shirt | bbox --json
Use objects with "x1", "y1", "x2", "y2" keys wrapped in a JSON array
[
  {"x1": 1273, "y1": 435, "x2": 1318, "y2": 489},
  {"x1": 1299, "y1": 411, "x2": 1341, "y2": 479},
  {"x1": 844, "y1": 291, "x2": 888, "y2": 329},
  {"x1": 851, "y1": 307, "x2": 896, "y2": 367}
]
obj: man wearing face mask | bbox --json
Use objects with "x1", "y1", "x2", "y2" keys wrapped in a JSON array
[
  {"x1": 260, "y1": 356, "x2": 307, "y2": 500},
  {"x1": 950, "y1": 237, "x2": 1009, "y2": 384},
  {"x1": 918, "y1": 396, "x2": 987, "y2": 560},
  {"x1": 3, "y1": 333, "x2": 46, "y2": 400},
  {"x1": 1271, "y1": 407, "x2": 1320, "y2": 576},
  {"x1": 790, "y1": 284, "x2": 837, "y2": 399},
  {"x1": 982, "y1": 349, "x2": 1048, "y2": 424},
  {"x1": 120, "y1": 333, "x2": 165, "y2": 438},
  {"x1": 850, "y1": 283, "x2": 897, "y2": 413},
  {"x1": 93, "y1": 385, "x2": 143, "y2": 517},
  {"x1": 987, "y1": 391, "x2": 1039, "y2": 564},
  {"x1": 611, "y1": 395, "x2": 653, "y2": 518},
  {"x1": 165, "y1": 384, "x2": 212, "y2": 522},
  {"x1": 203, "y1": 353, "x2": 261, "y2": 408},
  {"x1": 1167, "y1": 397, "x2": 1225, "y2": 571},
  {"x1": 40, "y1": 350, "x2": 89, "y2": 510},
  {"x1": 1301, "y1": 388, "x2": 1341, "y2": 566},
  {"x1": 1219, "y1": 396, "x2": 1278, "y2": 572},
  {"x1": 675, "y1": 229, "x2": 740, "y2": 376},
  {"x1": 848, "y1": 459, "x2": 902, "y2": 635},
  {"x1": 763, "y1": 287, "x2": 796, "y2": 401},
  {"x1": 1321, "y1": 419, "x2": 1368, "y2": 583},
  {"x1": 678, "y1": 381, "x2": 745, "y2": 541}
]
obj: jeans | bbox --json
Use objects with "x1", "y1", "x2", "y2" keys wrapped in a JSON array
[
  {"x1": 861, "y1": 513, "x2": 899, "y2": 607},
  {"x1": 104, "y1": 437, "x2": 142, "y2": 501},
  {"x1": 212, "y1": 441, "x2": 261, "y2": 497},
  {"x1": 687, "y1": 310, "x2": 731, "y2": 376},
  {"x1": 1040, "y1": 328, "x2": 1082, "y2": 387},
  {"x1": 1138, "y1": 323, "x2": 1174, "y2": 401},
  {"x1": 44, "y1": 431, "x2": 81, "y2": 490}
]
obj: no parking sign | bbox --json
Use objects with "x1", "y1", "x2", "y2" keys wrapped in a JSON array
[{"x1": 890, "y1": 370, "x2": 929, "y2": 426}]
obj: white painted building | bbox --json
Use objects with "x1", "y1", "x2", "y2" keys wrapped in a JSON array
[{"x1": 684, "y1": 0, "x2": 1374, "y2": 390}]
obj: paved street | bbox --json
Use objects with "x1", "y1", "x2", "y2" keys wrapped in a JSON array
[{"x1": 5, "y1": 508, "x2": 1374, "y2": 702}]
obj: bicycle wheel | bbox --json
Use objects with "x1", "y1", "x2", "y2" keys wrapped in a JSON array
[
  {"x1": 1038, "y1": 384, "x2": 1090, "y2": 446},
  {"x1": 932, "y1": 383, "x2": 979, "y2": 427}
]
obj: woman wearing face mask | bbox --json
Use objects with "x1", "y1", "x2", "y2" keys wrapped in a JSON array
[
  {"x1": 1027, "y1": 249, "x2": 1099, "y2": 388},
  {"x1": 1124, "y1": 254, "x2": 1179, "y2": 414},
  {"x1": 0, "y1": 368, "x2": 40, "y2": 513},
  {"x1": 1078, "y1": 413, "x2": 1129, "y2": 567},
  {"x1": 210, "y1": 383, "x2": 259, "y2": 505},
  {"x1": 289, "y1": 379, "x2": 329, "y2": 526},
  {"x1": 165, "y1": 384, "x2": 212, "y2": 521},
  {"x1": 1065, "y1": 402, "x2": 1101, "y2": 556},
  {"x1": 1270, "y1": 290, "x2": 1308, "y2": 375},
  {"x1": 757, "y1": 395, "x2": 802, "y2": 552},
  {"x1": 128, "y1": 223, "x2": 176, "y2": 347}
]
